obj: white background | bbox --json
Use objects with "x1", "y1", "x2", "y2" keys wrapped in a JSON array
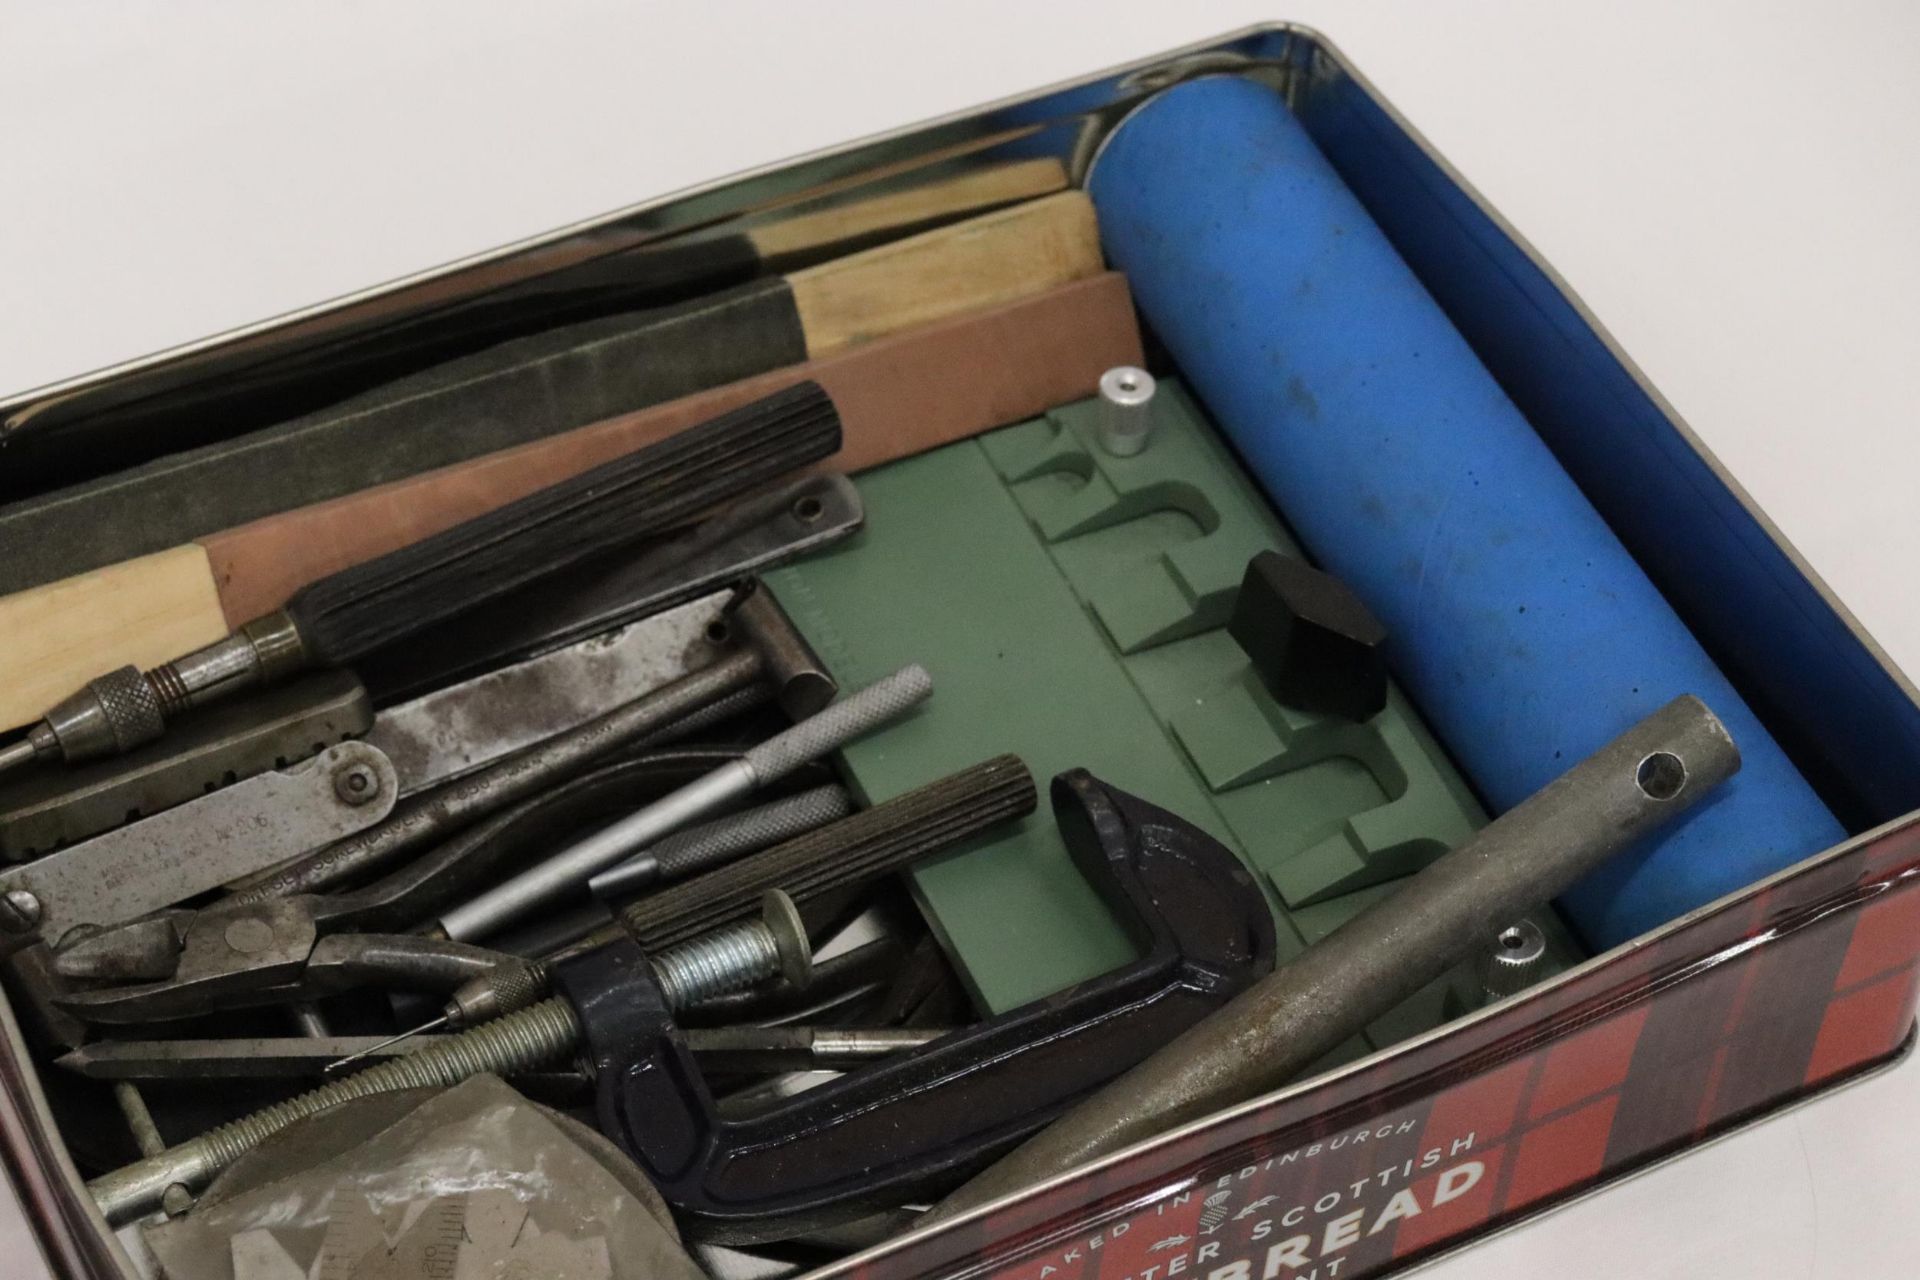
[{"x1": 2, "y1": 2, "x2": 1916, "y2": 1276}]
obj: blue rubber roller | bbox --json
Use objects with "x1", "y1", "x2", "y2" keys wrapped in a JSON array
[{"x1": 1087, "y1": 76, "x2": 1841, "y2": 949}]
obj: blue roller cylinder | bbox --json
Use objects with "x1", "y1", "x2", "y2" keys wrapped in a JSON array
[{"x1": 1088, "y1": 76, "x2": 1841, "y2": 948}]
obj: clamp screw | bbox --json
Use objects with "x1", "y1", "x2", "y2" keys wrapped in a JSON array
[
  {"x1": 649, "y1": 890, "x2": 813, "y2": 1009},
  {"x1": 0, "y1": 889, "x2": 42, "y2": 934},
  {"x1": 332, "y1": 762, "x2": 380, "y2": 806}
]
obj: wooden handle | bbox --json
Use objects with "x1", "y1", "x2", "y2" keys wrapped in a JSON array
[
  {"x1": 0, "y1": 548, "x2": 230, "y2": 734},
  {"x1": 789, "y1": 190, "x2": 1100, "y2": 357}
]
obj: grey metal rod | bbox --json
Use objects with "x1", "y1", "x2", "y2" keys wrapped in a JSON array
[
  {"x1": 682, "y1": 1026, "x2": 947, "y2": 1072},
  {"x1": 435, "y1": 666, "x2": 931, "y2": 942},
  {"x1": 287, "y1": 1003, "x2": 331, "y2": 1039},
  {"x1": 60, "y1": 1025, "x2": 945, "y2": 1082},
  {"x1": 930, "y1": 694, "x2": 1741, "y2": 1222},
  {"x1": 113, "y1": 1083, "x2": 165, "y2": 1158},
  {"x1": 67, "y1": 1037, "x2": 443, "y2": 1081}
]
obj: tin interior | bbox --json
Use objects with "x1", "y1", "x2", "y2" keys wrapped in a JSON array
[{"x1": 2, "y1": 20, "x2": 1916, "y2": 1277}]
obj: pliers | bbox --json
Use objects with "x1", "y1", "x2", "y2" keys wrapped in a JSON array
[{"x1": 52, "y1": 750, "x2": 737, "y2": 1024}]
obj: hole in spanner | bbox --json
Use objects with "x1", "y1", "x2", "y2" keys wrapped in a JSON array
[{"x1": 1636, "y1": 751, "x2": 1686, "y2": 801}]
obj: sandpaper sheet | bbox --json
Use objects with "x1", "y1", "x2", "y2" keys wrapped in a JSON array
[{"x1": 144, "y1": 1075, "x2": 702, "y2": 1280}]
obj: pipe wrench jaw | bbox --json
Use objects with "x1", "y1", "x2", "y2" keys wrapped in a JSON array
[{"x1": 568, "y1": 769, "x2": 1276, "y2": 1243}]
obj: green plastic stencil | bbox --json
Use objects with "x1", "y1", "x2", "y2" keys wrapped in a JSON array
[{"x1": 770, "y1": 380, "x2": 1582, "y2": 1054}]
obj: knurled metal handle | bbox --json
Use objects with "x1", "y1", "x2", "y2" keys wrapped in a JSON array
[
  {"x1": 648, "y1": 785, "x2": 854, "y2": 884},
  {"x1": 80, "y1": 668, "x2": 167, "y2": 753},
  {"x1": 742, "y1": 664, "x2": 932, "y2": 784}
]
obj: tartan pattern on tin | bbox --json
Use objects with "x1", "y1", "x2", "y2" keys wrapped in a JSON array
[{"x1": 823, "y1": 818, "x2": 1920, "y2": 1280}]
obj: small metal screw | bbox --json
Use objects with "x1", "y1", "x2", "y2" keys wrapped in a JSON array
[
  {"x1": 791, "y1": 494, "x2": 825, "y2": 523},
  {"x1": 161, "y1": 1184, "x2": 194, "y2": 1218},
  {"x1": 0, "y1": 889, "x2": 42, "y2": 934},
  {"x1": 333, "y1": 763, "x2": 380, "y2": 806}
]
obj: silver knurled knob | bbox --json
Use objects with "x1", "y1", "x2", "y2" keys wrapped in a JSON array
[{"x1": 1479, "y1": 919, "x2": 1548, "y2": 1004}]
